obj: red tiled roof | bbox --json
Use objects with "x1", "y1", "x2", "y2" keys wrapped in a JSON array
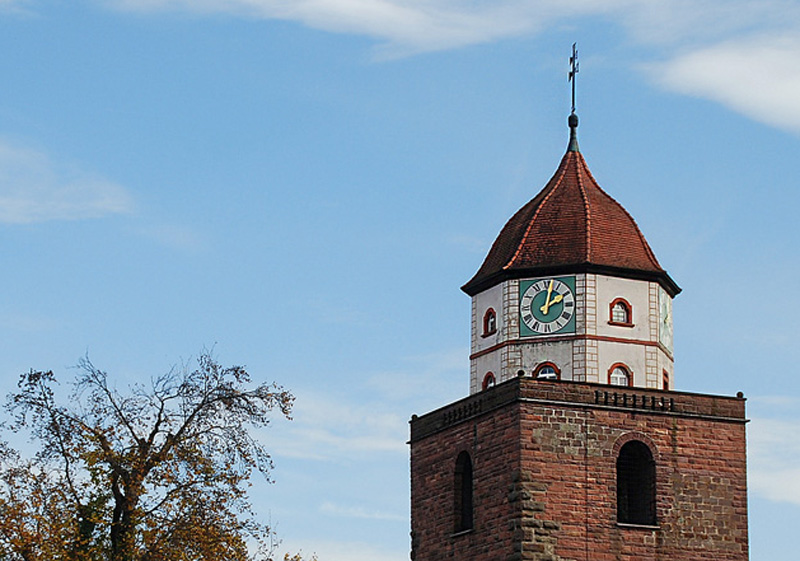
[{"x1": 462, "y1": 149, "x2": 679, "y2": 296}]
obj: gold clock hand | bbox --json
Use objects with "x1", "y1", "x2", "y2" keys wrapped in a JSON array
[
  {"x1": 541, "y1": 280, "x2": 555, "y2": 315},
  {"x1": 540, "y1": 293, "x2": 563, "y2": 314}
]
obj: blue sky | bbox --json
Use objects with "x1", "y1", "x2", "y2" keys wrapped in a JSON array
[{"x1": 1, "y1": 1, "x2": 799, "y2": 560}]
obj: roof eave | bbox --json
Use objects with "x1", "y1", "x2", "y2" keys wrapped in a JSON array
[{"x1": 461, "y1": 263, "x2": 681, "y2": 298}]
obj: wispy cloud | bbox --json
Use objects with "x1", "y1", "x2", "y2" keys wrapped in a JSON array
[
  {"x1": 618, "y1": 0, "x2": 799, "y2": 46},
  {"x1": 649, "y1": 34, "x2": 800, "y2": 133},
  {"x1": 101, "y1": 0, "x2": 800, "y2": 54},
  {"x1": 748, "y1": 416, "x2": 800, "y2": 505},
  {"x1": 0, "y1": 140, "x2": 134, "y2": 224},
  {"x1": 268, "y1": 390, "x2": 408, "y2": 461},
  {"x1": 99, "y1": 0, "x2": 800, "y2": 132},
  {"x1": 105, "y1": 0, "x2": 552, "y2": 56},
  {"x1": 320, "y1": 501, "x2": 406, "y2": 521},
  {"x1": 268, "y1": 348, "x2": 465, "y2": 462}
]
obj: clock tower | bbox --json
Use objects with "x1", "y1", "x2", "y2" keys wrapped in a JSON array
[
  {"x1": 462, "y1": 111, "x2": 679, "y2": 394},
  {"x1": 409, "y1": 55, "x2": 748, "y2": 561}
]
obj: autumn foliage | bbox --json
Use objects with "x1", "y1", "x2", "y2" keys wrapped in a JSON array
[{"x1": 0, "y1": 353, "x2": 295, "y2": 561}]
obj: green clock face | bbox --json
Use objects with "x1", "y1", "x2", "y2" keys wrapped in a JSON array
[{"x1": 519, "y1": 277, "x2": 576, "y2": 336}]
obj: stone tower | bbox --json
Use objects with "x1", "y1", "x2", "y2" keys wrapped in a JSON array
[{"x1": 409, "y1": 112, "x2": 749, "y2": 561}]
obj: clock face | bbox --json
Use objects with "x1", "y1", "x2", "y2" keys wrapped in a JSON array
[
  {"x1": 519, "y1": 277, "x2": 576, "y2": 336},
  {"x1": 658, "y1": 287, "x2": 673, "y2": 353}
]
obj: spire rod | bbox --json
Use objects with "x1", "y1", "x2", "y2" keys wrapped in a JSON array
[
  {"x1": 569, "y1": 42, "x2": 579, "y2": 115},
  {"x1": 567, "y1": 43, "x2": 580, "y2": 152}
]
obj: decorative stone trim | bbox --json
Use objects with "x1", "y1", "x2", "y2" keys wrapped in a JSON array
[
  {"x1": 410, "y1": 377, "x2": 746, "y2": 442},
  {"x1": 597, "y1": 390, "x2": 674, "y2": 414}
]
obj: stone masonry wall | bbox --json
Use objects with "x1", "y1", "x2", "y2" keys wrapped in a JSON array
[
  {"x1": 411, "y1": 400, "x2": 522, "y2": 561},
  {"x1": 410, "y1": 377, "x2": 748, "y2": 561}
]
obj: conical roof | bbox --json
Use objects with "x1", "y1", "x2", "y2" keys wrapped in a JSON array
[{"x1": 462, "y1": 129, "x2": 679, "y2": 297}]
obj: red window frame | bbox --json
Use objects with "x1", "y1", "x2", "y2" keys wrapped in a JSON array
[
  {"x1": 608, "y1": 298, "x2": 634, "y2": 327},
  {"x1": 608, "y1": 363, "x2": 633, "y2": 387},
  {"x1": 482, "y1": 308, "x2": 497, "y2": 337},
  {"x1": 534, "y1": 362, "x2": 561, "y2": 381}
]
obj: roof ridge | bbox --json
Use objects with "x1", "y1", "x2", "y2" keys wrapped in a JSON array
[
  {"x1": 574, "y1": 152, "x2": 592, "y2": 263},
  {"x1": 577, "y1": 154, "x2": 663, "y2": 271},
  {"x1": 505, "y1": 153, "x2": 570, "y2": 270}
]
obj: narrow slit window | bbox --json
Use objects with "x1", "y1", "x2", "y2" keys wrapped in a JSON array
[{"x1": 454, "y1": 452, "x2": 474, "y2": 532}]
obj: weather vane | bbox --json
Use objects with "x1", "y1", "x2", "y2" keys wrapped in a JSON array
[{"x1": 569, "y1": 43, "x2": 579, "y2": 115}]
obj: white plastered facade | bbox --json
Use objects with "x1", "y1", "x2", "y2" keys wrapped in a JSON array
[{"x1": 469, "y1": 273, "x2": 674, "y2": 394}]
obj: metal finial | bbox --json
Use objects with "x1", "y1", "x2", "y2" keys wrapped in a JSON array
[
  {"x1": 569, "y1": 43, "x2": 579, "y2": 115},
  {"x1": 567, "y1": 43, "x2": 580, "y2": 152}
]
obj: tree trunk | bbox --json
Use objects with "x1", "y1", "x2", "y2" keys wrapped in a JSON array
[{"x1": 110, "y1": 474, "x2": 138, "y2": 561}]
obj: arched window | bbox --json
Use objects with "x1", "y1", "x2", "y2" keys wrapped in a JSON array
[
  {"x1": 608, "y1": 364, "x2": 631, "y2": 387},
  {"x1": 482, "y1": 308, "x2": 497, "y2": 336},
  {"x1": 609, "y1": 298, "x2": 633, "y2": 327},
  {"x1": 534, "y1": 362, "x2": 560, "y2": 381},
  {"x1": 482, "y1": 372, "x2": 496, "y2": 391},
  {"x1": 617, "y1": 441, "x2": 656, "y2": 525},
  {"x1": 454, "y1": 452, "x2": 474, "y2": 532},
  {"x1": 662, "y1": 370, "x2": 670, "y2": 391}
]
